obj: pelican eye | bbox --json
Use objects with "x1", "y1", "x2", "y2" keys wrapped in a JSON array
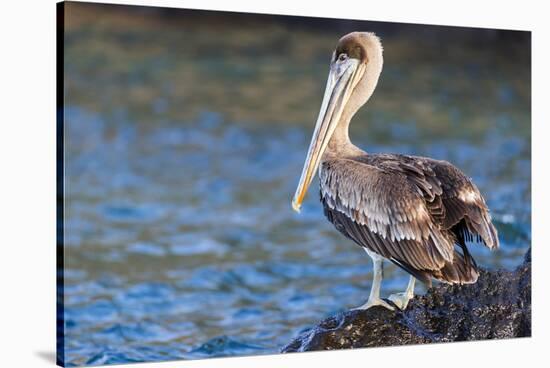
[{"x1": 338, "y1": 53, "x2": 348, "y2": 62}]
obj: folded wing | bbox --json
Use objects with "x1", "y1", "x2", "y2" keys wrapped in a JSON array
[{"x1": 319, "y1": 154, "x2": 498, "y2": 284}]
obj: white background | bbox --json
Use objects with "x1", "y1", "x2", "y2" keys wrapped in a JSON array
[{"x1": 0, "y1": 0, "x2": 547, "y2": 367}]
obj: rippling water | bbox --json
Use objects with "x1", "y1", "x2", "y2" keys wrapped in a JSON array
[{"x1": 60, "y1": 3, "x2": 531, "y2": 366}]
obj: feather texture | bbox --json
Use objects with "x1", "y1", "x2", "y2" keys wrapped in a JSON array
[{"x1": 319, "y1": 152, "x2": 499, "y2": 285}]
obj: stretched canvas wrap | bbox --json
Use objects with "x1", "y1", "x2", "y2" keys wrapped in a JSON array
[{"x1": 57, "y1": 1, "x2": 531, "y2": 366}]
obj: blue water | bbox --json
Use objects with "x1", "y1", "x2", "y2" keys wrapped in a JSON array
[
  {"x1": 61, "y1": 106, "x2": 530, "y2": 366},
  {"x1": 61, "y1": 5, "x2": 530, "y2": 365}
]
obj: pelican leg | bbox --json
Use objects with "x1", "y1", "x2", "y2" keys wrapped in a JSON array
[
  {"x1": 388, "y1": 276, "x2": 416, "y2": 310},
  {"x1": 353, "y1": 249, "x2": 394, "y2": 311}
]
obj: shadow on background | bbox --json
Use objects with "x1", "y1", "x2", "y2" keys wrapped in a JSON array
[{"x1": 35, "y1": 351, "x2": 56, "y2": 364}]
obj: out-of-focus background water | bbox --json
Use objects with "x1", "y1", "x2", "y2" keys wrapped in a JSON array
[{"x1": 60, "y1": 2, "x2": 531, "y2": 366}]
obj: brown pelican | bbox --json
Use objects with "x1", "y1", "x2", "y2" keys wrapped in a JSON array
[{"x1": 292, "y1": 32, "x2": 499, "y2": 310}]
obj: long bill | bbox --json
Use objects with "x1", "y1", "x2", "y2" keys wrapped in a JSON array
[{"x1": 292, "y1": 58, "x2": 365, "y2": 212}]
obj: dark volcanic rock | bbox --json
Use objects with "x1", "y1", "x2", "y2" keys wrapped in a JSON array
[{"x1": 282, "y1": 248, "x2": 531, "y2": 352}]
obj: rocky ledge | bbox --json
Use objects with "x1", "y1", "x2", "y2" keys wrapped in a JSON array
[{"x1": 282, "y1": 248, "x2": 531, "y2": 352}]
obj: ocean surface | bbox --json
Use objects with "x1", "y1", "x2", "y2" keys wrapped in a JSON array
[{"x1": 60, "y1": 3, "x2": 531, "y2": 366}]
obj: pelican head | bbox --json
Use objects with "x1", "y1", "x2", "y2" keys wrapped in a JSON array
[{"x1": 292, "y1": 32, "x2": 384, "y2": 212}]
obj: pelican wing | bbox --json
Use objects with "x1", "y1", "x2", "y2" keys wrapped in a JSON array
[
  {"x1": 319, "y1": 154, "x2": 498, "y2": 283},
  {"x1": 426, "y1": 158, "x2": 499, "y2": 249},
  {"x1": 319, "y1": 157, "x2": 454, "y2": 270}
]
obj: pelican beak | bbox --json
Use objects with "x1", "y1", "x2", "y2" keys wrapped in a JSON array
[{"x1": 292, "y1": 56, "x2": 365, "y2": 212}]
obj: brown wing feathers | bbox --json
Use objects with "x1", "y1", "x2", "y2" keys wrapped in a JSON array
[
  {"x1": 320, "y1": 154, "x2": 499, "y2": 285},
  {"x1": 320, "y1": 159, "x2": 453, "y2": 268},
  {"x1": 432, "y1": 161, "x2": 499, "y2": 250}
]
